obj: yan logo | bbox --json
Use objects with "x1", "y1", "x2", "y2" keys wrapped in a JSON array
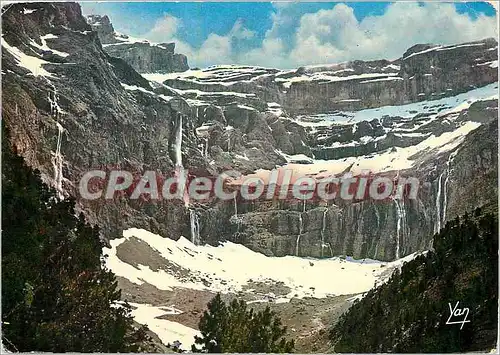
[{"x1": 446, "y1": 301, "x2": 470, "y2": 330}]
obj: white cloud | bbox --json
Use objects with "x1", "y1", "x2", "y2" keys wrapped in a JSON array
[
  {"x1": 142, "y1": 3, "x2": 498, "y2": 69},
  {"x1": 145, "y1": 14, "x2": 180, "y2": 43},
  {"x1": 143, "y1": 15, "x2": 255, "y2": 68},
  {"x1": 230, "y1": 19, "x2": 255, "y2": 40},
  {"x1": 286, "y1": 2, "x2": 498, "y2": 67}
]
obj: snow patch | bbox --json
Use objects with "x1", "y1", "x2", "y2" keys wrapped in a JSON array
[
  {"x1": 104, "y1": 228, "x2": 414, "y2": 300},
  {"x1": 29, "y1": 34, "x2": 70, "y2": 58},
  {"x1": 293, "y1": 83, "x2": 497, "y2": 127},
  {"x1": 1, "y1": 38, "x2": 53, "y2": 77},
  {"x1": 277, "y1": 120, "x2": 481, "y2": 176},
  {"x1": 129, "y1": 302, "x2": 200, "y2": 351}
]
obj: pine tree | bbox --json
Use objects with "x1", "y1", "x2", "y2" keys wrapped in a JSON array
[
  {"x1": 192, "y1": 294, "x2": 294, "y2": 353},
  {"x1": 192, "y1": 293, "x2": 227, "y2": 352},
  {"x1": 329, "y1": 206, "x2": 498, "y2": 353},
  {"x1": 1, "y1": 125, "x2": 147, "y2": 352}
]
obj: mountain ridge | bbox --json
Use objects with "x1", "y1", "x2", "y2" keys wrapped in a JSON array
[
  {"x1": 1, "y1": 2, "x2": 498, "y2": 261},
  {"x1": 86, "y1": 14, "x2": 189, "y2": 73}
]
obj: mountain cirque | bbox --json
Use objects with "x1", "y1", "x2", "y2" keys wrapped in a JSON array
[
  {"x1": 87, "y1": 14, "x2": 189, "y2": 73},
  {"x1": 2, "y1": 2, "x2": 498, "y2": 351},
  {"x1": 2, "y1": 2, "x2": 498, "y2": 262}
]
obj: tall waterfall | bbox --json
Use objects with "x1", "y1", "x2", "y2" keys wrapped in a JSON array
[
  {"x1": 232, "y1": 195, "x2": 242, "y2": 232},
  {"x1": 443, "y1": 150, "x2": 458, "y2": 224},
  {"x1": 204, "y1": 138, "x2": 209, "y2": 158},
  {"x1": 394, "y1": 198, "x2": 407, "y2": 259},
  {"x1": 52, "y1": 122, "x2": 64, "y2": 200},
  {"x1": 373, "y1": 204, "x2": 381, "y2": 229},
  {"x1": 435, "y1": 172, "x2": 445, "y2": 233},
  {"x1": 320, "y1": 208, "x2": 327, "y2": 257},
  {"x1": 48, "y1": 83, "x2": 65, "y2": 201},
  {"x1": 190, "y1": 209, "x2": 200, "y2": 245},
  {"x1": 175, "y1": 115, "x2": 183, "y2": 168},
  {"x1": 48, "y1": 82, "x2": 64, "y2": 118},
  {"x1": 296, "y1": 213, "x2": 303, "y2": 256}
]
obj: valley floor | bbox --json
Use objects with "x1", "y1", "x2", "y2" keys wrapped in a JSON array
[{"x1": 107, "y1": 228, "x2": 421, "y2": 352}]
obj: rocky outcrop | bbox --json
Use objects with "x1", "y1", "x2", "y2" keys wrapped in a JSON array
[
  {"x1": 2, "y1": 2, "x2": 190, "y2": 240},
  {"x1": 282, "y1": 40, "x2": 498, "y2": 114},
  {"x1": 212, "y1": 116, "x2": 498, "y2": 261},
  {"x1": 159, "y1": 40, "x2": 497, "y2": 115},
  {"x1": 86, "y1": 14, "x2": 189, "y2": 73},
  {"x1": 401, "y1": 39, "x2": 498, "y2": 101},
  {"x1": 2, "y1": 2, "x2": 498, "y2": 262},
  {"x1": 85, "y1": 14, "x2": 117, "y2": 44},
  {"x1": 104, "y1": 42, "x2": 189, "y2": 73}
]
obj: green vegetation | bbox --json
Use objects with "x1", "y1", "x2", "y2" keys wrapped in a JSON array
[
  {"x1": 192, "y1": 294, "x2": 294, "y2": 353},
  {"x1": 330, "y1": 206, "x2": 498, "y2": 353},
  {"x1": 1, "y1": 127, "x2": 147, "y2": 352}
]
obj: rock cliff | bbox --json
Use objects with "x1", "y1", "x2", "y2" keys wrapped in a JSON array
[
  {"x1": 87, "y1": 14, "x2": 189, "y2": 73},
  {"x1": 2, "y1": 2, "x2": 498, "y2": 261}
]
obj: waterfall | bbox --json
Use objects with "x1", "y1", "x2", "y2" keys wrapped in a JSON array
[
  {"x1": 435, "y1": 172, "x2": 445, "y2": 233},
  {"x1": 443, "y1": 150, "x2": 458, "y2": 224},
  {"x1": 435, "y1": 151, "x2": 458, "y2": 232},
  {"x1": 373, "y1": 204, "x2": 381, "y2": 229},
  {"x1": 393, "y1": 198, "x2": 407, "y2": 259},
  {"x1": 296, "y1": 213, "x2": 303, "y2": 256},
  {"x1": 302, "y1": 200, "x2": 306, "y2": 213},
  {"x1": 46, "y1": 82, "x2": 66, "y2": 200},
  {"x1": 320, "y1": 208, "x2": 327, "y2": 257},
  {"x1": 232, "y1": 195, "x2": 242, "y2": 232},
  {"x1": 233, "y1": 195, "x2": 238, "y2": 217},
  {"x1": 204, "y1": 138, "x2": 209, "y2": 158},
  {"x1": 175, "y1": 115, "x2": 183, "y2": 168},
  {"x1": 52, "y1": 122, "x2": 64, "y2": 200},
  {"x1": 327, "y1": 244, "x2": 333, "y2": 257},
  {"x1": 48, "y1": 84, "x2": 59, "y2": 116},
  {"x1": 189, "y1": 209, "x2": 200, "y2": 245}
]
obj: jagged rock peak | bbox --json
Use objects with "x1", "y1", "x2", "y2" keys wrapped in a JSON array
[
  {"x1": 86, "y1": 14, "x2": 116, "y2": 44},
  {"x1": 3, "y1": 2, "x2": 90, "y2": 36},
  {"x1": 86, "y1": 13, "x2": 189, "y2": 73},
  {"x1": 402, "y1": 37, "x2": 498, "y2": 59}
]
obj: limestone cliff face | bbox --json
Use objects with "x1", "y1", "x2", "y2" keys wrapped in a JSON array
[
  {"x1": 158, "y1": 40, "x2": 497, "y2": 115},
  {"x1": 86, "y1": 14, "x2": 189, "y2": 73},
  {"x1": 104, "y1": 42, "x2": 189, "y2": 73},
  {"x1": 85, "y1": 14, "x2": 116, "y2": 44},
  {"x1": 2, "y1": 2, "x2": 498, "y2": 261},
  {"x1": 401, "y1": 40, "x2": 498, "y2": 101},
  {"x1": 2, "y1": 2, "x2": 193, "y2": 240},
  {"x1": 200, "y1": 117, "x2": 498, "y2": 261}
]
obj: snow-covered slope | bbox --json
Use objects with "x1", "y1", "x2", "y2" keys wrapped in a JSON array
[
  {"x1": 276, "y1": 121, "x2": 482, "y2": 177},
  {"x1": 294, "y1": 82, "x2": 498, "y2": 127},
  {"x1": 129, "y1": 303, "x2": 200, "y2": 351},
  {"x1": 104, "y1": 227, "x2": 423, "y2": 350},
  {"x1": 105, "y1": 228, "x2": 416, "y2": 300}
]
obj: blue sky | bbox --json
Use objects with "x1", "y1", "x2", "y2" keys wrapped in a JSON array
[
  {"x1": 80, "y1": 2, "x2": 498, "y2": 68},
  {"x1": 81, "y1": 2, "x2": 394, "y2": 47}
]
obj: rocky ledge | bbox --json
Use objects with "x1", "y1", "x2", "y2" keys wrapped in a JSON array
[
  {"x1": 2, "y1": 2, "x2": 498, "y2": 261},
  {"x1": 87, "y1": 14, "x2": 189, "y2": 73}
]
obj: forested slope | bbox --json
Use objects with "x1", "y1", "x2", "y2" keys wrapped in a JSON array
[{"x1": 330, "y1": 204, "x2": 498, "y2": 353}]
